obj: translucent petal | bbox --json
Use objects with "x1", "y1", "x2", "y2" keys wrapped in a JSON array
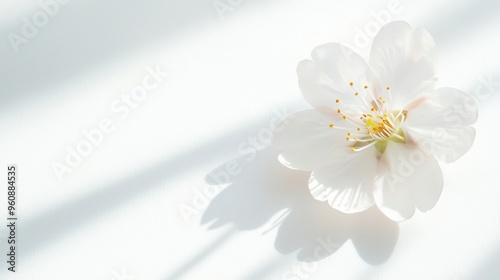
[
  {"x1": 309, "y1": 146, "x2": 378, "y2": 213},
  {"x1": 273, "y1": 110, "x2": 351, "y2": 171},
  {"x1": 297, "y1": 43, "x2": 370, "y2": 110},
  {"x1": 374, "y1": 142, "x2": 443, "y2": 221},
  {"x1": 368, "y1": 21, "x2": 437, "y2": 107}
]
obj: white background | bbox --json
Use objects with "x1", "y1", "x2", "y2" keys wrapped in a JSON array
[{"x1": 0, "y1": 0, "x2": 499, "y2": 279}]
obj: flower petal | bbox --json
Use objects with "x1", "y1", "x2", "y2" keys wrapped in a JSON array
[
  {"x1": 404, "y1": 87, "x2": 478, "y2": 127},
  {"x1": 297, "y1": 43, "x2": 370, "y2": 110},
  {"x1": 374, "y1": 142, "x2": 443, "y2": 221},
  {"x1": 404, "y1": 126, "x2": 476, "y2": 163},
  {"x1": 368, "y1": 21, "x2": 437, "y2": 107},
  {"x1": 272, "y1": 109, "x2": 350, "y2": 171},
  {"x1": 309, "y1": 146, "x2": 377, "y2": 213},
  {"x1": 403, "y1": 87, "x2": 478, "y2": 163}
]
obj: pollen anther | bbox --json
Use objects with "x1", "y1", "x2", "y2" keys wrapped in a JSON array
[{"x1": 326, "y1": 80, "x2": 407, "y2": 153}]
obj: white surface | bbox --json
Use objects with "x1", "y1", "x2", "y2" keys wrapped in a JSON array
[{"x1": 0, "y1": 0, "x2": 499, "y2": 279}]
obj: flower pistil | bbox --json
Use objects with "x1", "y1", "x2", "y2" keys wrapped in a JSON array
[{"x1": 329, "y1": 82, "x2": 407, "y2": 153}]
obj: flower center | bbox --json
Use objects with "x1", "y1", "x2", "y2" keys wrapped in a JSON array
[{"x1": 328, "y1": 83, "x2": 407, "y2": 153}]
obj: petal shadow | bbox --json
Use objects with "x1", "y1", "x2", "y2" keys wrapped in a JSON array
[{"x1": 202, "y1": 147, "x2": 399, "y2": 264}]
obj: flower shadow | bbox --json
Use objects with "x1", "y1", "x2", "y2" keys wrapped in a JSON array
[{"x1": 201, "y1": 148, "x2": 399, "y2": 264}]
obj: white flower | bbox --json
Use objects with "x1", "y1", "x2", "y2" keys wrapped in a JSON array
[{"x1": 272, "y1": 21, "x2": 478, "y2": 221}]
